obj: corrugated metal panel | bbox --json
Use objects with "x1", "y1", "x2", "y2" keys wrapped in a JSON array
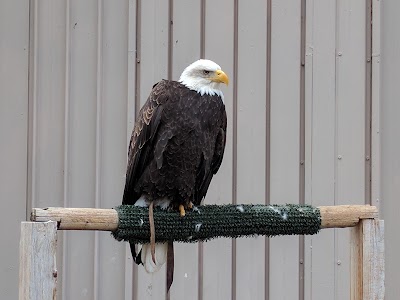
[
  {"x1": 381, "y1": 0, "x2": 400, "y2": 299},
  {"x1": 335, "y1": 1, "x2": 366, "y2": 298},
  {"x1": 169, "y1": 1, "x2": 202, "y2": 299},
  {"x1": 96, "y1": 2, "x2": 129, "y2": 299},
  {"x1": 304, "y1": 1, "x2": 337, "y2": 299},
  {"x1": 235, "y1": 1, "x2": 267, "y2": 299},
  {"x1": 202, "y1": 1, "x2": 235, "y2": 299},
  {"x1": 0, "y1": 1, "x2": 30, "y2": 299},
  {"x1": 27, "y1": 1, "x2": 129, "y2": 299},
  {"x1": 0, "y1": 0, "x2": 380, "y2": 299},
  {"x1": 125, "y1": 1, "x2": 136, "y2": 299},
  {"x1": 269, "y1": 1, "x2": 301, "y2": 299},
  {"x1": 134, "y1": 0, "x2": 169, "y2": 299}
]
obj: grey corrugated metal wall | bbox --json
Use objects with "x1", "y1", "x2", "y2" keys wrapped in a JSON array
[{"x1": 0, "y1": 0, "x2": 393, "y2": 299}]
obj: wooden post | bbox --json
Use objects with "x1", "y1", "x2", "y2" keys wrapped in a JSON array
[
  {"x1": 19, "y1": 221, "x2": 58, "y2": 300},
  {"x1": 350, "y1": 219, "x2": 385, "y2": 300}
]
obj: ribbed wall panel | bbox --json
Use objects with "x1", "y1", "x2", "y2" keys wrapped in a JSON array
[
  {"x1": 202, "y1": 1, "x2": 235, "y2": 299},
  {"x1": 304, "y1": 1, "x2": 337, "y2": 299},
  {"x1": 269, "y1": 1, "x2": 302, "y2": 299},
  {"x1": 0, "y1": 1, "x2": 377, "y2": 299},
  {"x1": 235, "y1": 1, "x2": 268, "y2": 299},
  {"x1": 0, "y1": 0, "x2": 30, "y2": 298}
]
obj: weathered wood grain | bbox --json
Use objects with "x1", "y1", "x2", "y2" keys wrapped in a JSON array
[
  {"x1": 319, "y1": 205, "x2": 379, "y2": 228},
  {"x1": 31, "y1": 207, "x2": 118, "y2": 231},
  {"x1": 32, "y1": 205, "x2": 378, "y2": 231},
  {"x1": 19, "y1": 221, "x2": 57, "y2": 300},
  {"x1": 351, "y1": 219, "x2": 385, "y2": 300}
]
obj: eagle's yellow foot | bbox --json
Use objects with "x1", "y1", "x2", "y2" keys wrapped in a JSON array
[
  {"x1": 179, "y1": 204, "x2": 186, "y2": 217},
  {"x1": 187, "y1": 201, "x2": 193, "y2": 210}
]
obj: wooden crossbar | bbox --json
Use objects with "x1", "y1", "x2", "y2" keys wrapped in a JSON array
[
  {"x1": 19, "y1": 205, "x2": 384, "y2": 300},
  {"x1": 30, "y1": 205, "x2": 378, "y2": 231}
]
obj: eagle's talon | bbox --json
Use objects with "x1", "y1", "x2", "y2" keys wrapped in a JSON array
[{"x1": 179, "y1": 204, "x2": 186, "y2": 217}]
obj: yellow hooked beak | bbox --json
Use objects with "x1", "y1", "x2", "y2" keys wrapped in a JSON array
[{"x1": 211, "y1": 69, "x2": 229, "y2": 85}]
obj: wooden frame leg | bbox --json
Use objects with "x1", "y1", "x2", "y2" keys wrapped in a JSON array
[
  {"x1": 19, "y1": 221, "x2": 58, "y2": 300},
  {"x1": 351, "y1": 219, "x2": 385, "y2": 300}
]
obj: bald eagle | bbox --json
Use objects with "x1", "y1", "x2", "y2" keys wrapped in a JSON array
[{"x1": 122, "y1": 59, "x2": 228, "y2": 289}]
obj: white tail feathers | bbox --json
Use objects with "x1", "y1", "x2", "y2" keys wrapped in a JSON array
[
  {"x1": 135, "y1": 195, "x2": 171, "y2": 273},
  {"x1": 141, "y1": 243, "x2": 168, "y2": 273}
]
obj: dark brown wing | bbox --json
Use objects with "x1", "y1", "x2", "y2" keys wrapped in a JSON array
[
  {"x1": 194, "y1": 107, "x2": 227, "y2": 205},
  {"x1": 122, "y1": 80, "x2": 171, "y2": 205}
]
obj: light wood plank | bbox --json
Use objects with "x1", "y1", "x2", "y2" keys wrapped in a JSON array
[
  {"x1": 362, "y1": 220, "x2": 385, "y2": 299},
  {"x1": 319, "y1": 205, "x2": 378, "y2": 228},
  {"x1": 350, "y1": 219, "x2": 385, "y2": 300},
  {"x1": 350, "y1": 220, "x2": 363, "y2": 299},
  {"x1": 19, "y1": 221, "x2": 58, "y2": 300},
  {"x1": 32, "y1": 208, "x2": 118, "y2": 230}
]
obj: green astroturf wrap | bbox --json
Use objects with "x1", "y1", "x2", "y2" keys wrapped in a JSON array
[{"x1": 112, "y1": 204, "x2": 321, "y2": 244}]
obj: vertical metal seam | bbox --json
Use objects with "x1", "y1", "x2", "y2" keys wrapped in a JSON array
[
  {"x1": 135, "y1": 0, "x2": 142, "y2": 116},
  {"x1": 166, "y1": 3, "x2": 174, "y2": 299},
  {"x1": 308, "y1": 2, "x2": 316, "y2": 298},
  {"x1": 265, "y1": 1, "x2": 272, "y2": 299},
  {"x1": 200, "y1": 0, "x2": 206, "y2": 59},
  {"x1": 62, "y1": 0, "x2": 71, "y2": 299},
  {"x1": 132, "y1": 1, "x2": 141, "y2": 298},
  {"x1": 26, "y1": 0, "x2": 35, "y2": 221},
  {"x1": 333, "y1": 1, "x2": 339, "y2": 298},
  {"x1": 167, "y1": 0, "x2": 173, "y2": 81},
  {"x1": 299, "y1": 1, "x2": 306, "y2": 300},
  {"x1": 370, "y1": 0, "x2": 381, "y2": 212},
  {"x1": 26, "y1": 0, "x2": 32, "y2": 223},
  {"x1": 232, "y1": 1, "x2": 238, "y2": 300},
  {"x1": 198, "y1": 2, "x2": 206, "y2": 300},
  {"x1": 126, "y1": 0, "x2": 136, "y2": 296},
  {"x1": 93, "y1": 1, "x2": 103, "y2": 299},
  {"x1": 365, "y1": 0, "x2": 373, "y2": 205},
  {"x1": 29, "y1": 0, "x2": 38, "y2": 215},
  {"x1": 310, "y1": 0, "x2": 315, "y2": 300}
]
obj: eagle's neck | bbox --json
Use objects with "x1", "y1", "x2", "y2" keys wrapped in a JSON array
[{"x1": 178, "y1": 77, "x2": 224, "y2": 101}]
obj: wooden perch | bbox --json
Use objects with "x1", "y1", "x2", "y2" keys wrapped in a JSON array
[
  {"x1": 31, "y1": 207, "x2": 118, "y2": 231},
  {"x1": 22, "y1": 204, "x2": 384, "y2": 299},
  {"x1": 31, "y1": 205, "x2": 378, "y2": 231},
  {"x1": 319, "y1": 205, "x2": 379, "y2": 228}
]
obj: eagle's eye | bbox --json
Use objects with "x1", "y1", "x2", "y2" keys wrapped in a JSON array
[{"x1": 203, "y1": 70, "x2": 210, "y2": 75}]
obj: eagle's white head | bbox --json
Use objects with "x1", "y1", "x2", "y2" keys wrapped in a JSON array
[{"x1": 179, "y1": 59, "x2": 229, "y2": 98}]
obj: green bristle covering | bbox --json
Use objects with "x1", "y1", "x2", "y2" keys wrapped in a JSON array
[{"x1": 112, "y1": 204, "x2": 321, "y2": 244}]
